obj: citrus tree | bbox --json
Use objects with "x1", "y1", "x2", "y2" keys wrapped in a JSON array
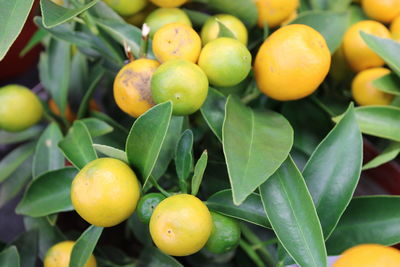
[{"x1": 1, "y1": 0, "x2": 400, "y2": 266}]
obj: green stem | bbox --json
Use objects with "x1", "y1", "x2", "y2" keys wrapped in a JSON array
[
  {"x1": 309, "y1": 95, "x2": 335, "y2": 117},
  {"x1": 82, "y1": 12, "x2": 99, "y2": 35},
  {"x1": 242, "y1": 90, "x2": 261, "y2": 104},
  {"x1": 240, "y1": 224, "x2": 276, "y2": 267},
  {"x1": 149, "y1": 176, "x2": 171, "y2": 197},
  {"x1": 252, "y1": 238, "x2": 279, "y2": 250},
  {"x1": 239, "y1": 240, "x2": 267, "y2": 267}
]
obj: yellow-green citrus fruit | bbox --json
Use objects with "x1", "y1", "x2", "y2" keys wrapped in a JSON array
[
  {"x1": 391, "y1": 15, "x2": 400, "y2": 41},
  {"x1": 151, "y1": 59, "x2": 209, "y2": 115},
  {"x1": 152, "y1": 23, "x2": 201, "y2": 63},
  {"x1": 44, "y1": 241, "x2": 97, "y2": 267},
  {"x1": 343, "y1": 20, "x2": 391, "y2": 72},
  {"x1": 333, "y1": 244, "x2": 400, "y2": 267},
  {"x1": 71, "y1": 158, "x2": 141, "y2": 227},
  {"x1": 103, "y1": 0, "x2": 147, "y2": 16},
  {"x1": 113, "y1": 58, "x2": 160, "y2": 118},
  {"x1": 144, "y1": 8, "x2": 192, "y2": 37},
  {"x1": 361, "y1": 0, "x2": 400, "y2": 24},
  {"x1": 254, "y1": 24, "x2": 331, "y2": 101},
  {"x1": 125, "y1": 3, "x2": 157, "y2": 27},
  {"x1": 254, "y1": 0, "x2": 299, "y2": 28},
  {"x1": 51, "y1": 0, "x2": 64, "y2": 5},
  {"x1": 200, "y1": 14, "x2": 248, "y2": 45},
  {"x1": 198, "y1": 37, "x2": 251, "y2": 87},
  {"x1": 150, "y1": 0, "x2": 187, "y2": 8},
  {"x1": 205, "y1": 212, "x2": 241, "y2": 254},
  {"x1": 149, "y1": 194, "x2": 212, "y2": 256},
  {"x1": 351, "y1": 67, "x2": 394, "y2": 106},
  {"x1": 0, "y1": 84, "x2": 43, "y2": 132}
]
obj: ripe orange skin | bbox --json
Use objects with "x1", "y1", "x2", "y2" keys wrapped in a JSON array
[
  {"x1": 362, "y1": 0, "x2": 400, "y2": 24},
  {"x1": 152, "y1": 23, "x2": 201, "y2": 63},
  {"x1": 391, "y1": 15, "x2": 400, "y2": 41},
  {"x1": 343, "y1": 20, "x2": 391, "y2": 72},
  {"x1": 44, "y1": 241, "x2": 97, "y2": 267},
  {"x1": 254, "y1": 24, "x2": 331, "y2": 101},
  {"x1": 254, "y1": 0, "x2": 299, "y2": 28},
  {"x1": 114, "y1": 58, "x2": 160, "y2": 118},
  {"x1": 352, "y1": 67, "x2": 394, "y2": 106},
  {"x1": 333, "y1": 244, "x2": 400, "y2": 267},
  {"x1": 48, "y1": 99, "x2": 76, "y2": 122},
  {"x1": 150, "y1": 0, "x2": 187, "y2": 8}
]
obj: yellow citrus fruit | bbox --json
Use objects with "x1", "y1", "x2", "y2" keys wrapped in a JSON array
[
  {"x1": 103, "y1": 0, "x2": 147, "y2": 17},
  {"x1": 198, "y1": 37, "x2": 252, "y2": 87},
  {"x1": 48, "y1": 99, "x2": 76, "y2": 123},
  {"x1": 149, "y1": 194, "x2": 212, "y2": 256},
  {"x1": 152, "y1": 23, "x2": 201, "y2": 63},
  {"x1": 361, "y1": 0, "x2": 400, "y2": 24},
  {"x1": 352, "y1": 67, "x2": 394, "y2": 106},
  {"x1": 391, "y1": 15, "x2": 400, "y2": 41},
  {"x1": 51, "y1": 0, "x2": 64, "y2": 5},
  {"x1": 113, "y1": 58, "x2": 160, "y2": 118},
  {"x1": 150, "y1": 0, "x2": 187, "y2": 8},
  {"x1": 280, "y1": 11, "x2": 298, "y2": 26},
  {"x1": 44, "y1": 241, "x2": 97, "y2": 267},
  {"x1": 125, "y1": 3, "x2": 157, "y2": 27},
  {"x1": 151, "y1": 59, "x2": 208, "y2": 115},
  {"x1": 144, "y1": 8, "x2": 192, "y2": 37},
  {"x1": 0, "y1": 85, "x2": 43, "y2": 132},
  {"x1": 200, "y1": 14, "x2": 248, "y2": 45},
  {"x1": 343, "y1": 20, "x2": 391, "y2": 72},
  {"x1": 333, "y1": 244, "x2": 400, "y2": 267},
  {"x1": 254, "y1": 0, "x2": 299, "y2": 28},
  {"x1": 254, "y1": 24, "x2": 331, "y2": 101},
  {"x1": 71, "y1": 158, "x2": 141, "y2": 227}
]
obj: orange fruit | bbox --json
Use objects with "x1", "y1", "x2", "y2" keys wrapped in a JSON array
[
  {"x1": 391, "y1": 15, "x2": 400, "y2": 41},
  {"x1": 44, "y1": 241, "x2": 96, "y2": 267},
  {"x1": 254, "y1": 0, "x2": 299, "y2": 28},
  {"x1": 361, "y1": 0, "x2": 400, "y2": 24}
]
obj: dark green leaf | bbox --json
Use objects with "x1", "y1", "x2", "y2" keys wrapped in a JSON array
[
  {"x1": 206, "y1": 189, "x2": 271, "y2": 228},
  {"x1": 327, "y1": 196, "x2": 400, "y2": 254},
  {"x1": 20, "y1": 28, "x2": 48, "y2": 57},
  {"x1": 361, "y1": 32, "x2": 400, "y2": 77},
  {"x1": 126, "y1": 102, "x2": 172, "y2": 186},
  {"x1": 40, "y1": 0, "x2": 100, "y2": 28},
  {"x1": 290, "y1": 11, "x2": 348, "y2": 53},
  {"x1": 333, "y1": 106, "x2": 400, "y2": 141},
  {"x1": 81, "y1": 118, "x2": 113, "y2": 138},
  {"x1": 191, "y1": 150, "x2": 208, "y2": 196},
  {"x1": 217, "y1": 20, "x2": 235, "y2": 39},
  {"x1": 223, "y1": 96, "x2": 293, "y2": 205},
  {"x1": 93, "y1": 144, "x2": 128, "y2": 162},
  {"x1": 373, "y1": 73, "x2": 400, "y2": 96},
  {"x1": 363, "y1": 142, "x2": 400, "y2": 170},
  {"x1": 32, "y1": 123, "x2": 64, "y2": 178},
  {"x1": 260, "y1": 156, "x2": 327, "y2": 267},
  {"x1": 137, "y1": 246, "x2": 183, "y2": 267},
  {"x1": 207, "y1": 0, "x2": 258, "y2": 28},
  {"x1": 175, "y1": 129, "x2": 194, "y2": 183},
  {"x1": 11, "y1": 231, "x2": 38, "y2": 267},
  {"x1": 182, "y1": 8, "x2": 210, "y2": 28},
  {"x1": 127, "y1": 213, "x2": 152, "y2": 245},
  {"x1": 0, "y1": 0, "x2": 34, "y2": 60},
  {"x1": 310, "y1": 0, "x2": 328, "y2": 10},
  {"x1": 0, "y1": 246, "x2": 19, "y2": 267},
  {"x1": 16, "y1": 167, "x2": 77, "y2": 217},
  {"x1": 0, "y1": 126, "x2": 42, "y2": 145},
  {"x1": 0, "y1": 142, "x2": 35, "y2": 183},
  {"x1": 200, "y1": 87, "x2": 226, "y2": 142},
  {"x1": 59, "y1": 121, "x2": 98, "y2": 169},
  {"x1": 70, "y1": 225, "x2": 103, "y2": 267},
  {"x1": 69, "y1": 51, "x2": 88, "y2": 100},
  {"x1": 303, "y1": 104, "x2": 362, "y2": 238}
]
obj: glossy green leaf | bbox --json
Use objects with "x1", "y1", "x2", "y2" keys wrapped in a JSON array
[
  {"x1": 373, "y1": 73, "x2": 400, "y2": 96},
  {"x1": 0, "y1": 246, "x2": 19, "y2": 267},
  {"x1": 59, "y1": 121, "x2": 98, "y2": 169},
  {"x1": 0, "y1": 0, "x2": 34, "y2": 60},
  {"x1": 0, "y1": 126, "x2": 42, "y2": 145},
  {"x1": 40, "y1": 0, "x2": 100, "y2": 28},
  {"x1": 93, "y1": 144, "x2": 128, "y2": 163},
  {"x1": 91, "y1": 111, "x2": 129, "y2": 135},
  {"x1": 327, "y1": 196, "x2": 400, "y2": 255},
  {"x1": 0, "y1": 156, "x2": 33, "y2": 208},
  {"x1": 11, "y1": 231, "x2": 38, "y2": 267},
  {"x1": 32, "y1": 123, "x2": 64, "y2": 178},
  {"x1": 207, "y1": 0, "x2": 258, "y2": 28},
  {"x1": 303, "y1": 104, "x2": 362, "y2": 238},
  {"x1": 333, "y1": 106, "x2": 400, "y2": 141},
  {"x1": 23, "y1": 217, "x2": 65, "y2": 259},
  {"x1": 191, "y1": 150, "x2": 208, "y2": 196},
  {"x1": 0, "y1": 142, "x2": 35, "y2": 183},
  {"x1": 81, "y1": 118, "x2": 113, "y2": 138},
  {"x1": 217, "y1": 20, "x2": 235, "y2": 39},
  {"x1": 16, "y1": 167, "x2": 77, "y2": 217},
  {"x1": 69, "y1": 51, "x2": 88, "y2": 101},
  {"x1": 290, "y1": 11, "x2": 348, "y2": 53},
  {"x1": 328, "y1": 0, "x2": 352, "y2": 11},
  {"x1": 126, "y1": 102, "x2": 172, "y2": 186},
  {"x1": 260, "y1": 156, "x2": 327, "y2": 267},
  {"x1": 200, "y1": 87, "x2": 226, "y2": 142},
  {"x1": 206, "y1": 189, "x2": 271, "y2": 228},
  {"x1": 175, "y1": 129, "x2": 194, "y2": 183},
  {"x1": 20, "y1": 28, "x2": 48, "y2": 57},
  {"x1": 70, "y1": 226, "x2": 103, "y2": 267},
  {"x1": 361, "y1": 32, "x2": 400, "y2": 76},
  {"x1": 137, "y1": 246, "x2": 183, "y2": 267},
  {"x1": 363, "y1": 142, "x2": 400, "y2": 170},
  {"x1": 223, "y1": 96, "x2": 293, "y2": 205},
  {"x1": 310, "y1": 0, "x2": 328, "y2": 9}
]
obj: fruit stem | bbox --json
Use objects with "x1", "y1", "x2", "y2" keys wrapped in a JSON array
[
  {"x1": 139, "y1": 24, "x2": 150, "y2": 58},
  {"x1": 149, "y1": 176, "x2": 171, "y2": 197},
  {"x1": 309, "y1": 95, "x2": 335, "y2": 117},
  {"x1": 239, "y1": 240, "x2": 267, "y2": 267}
]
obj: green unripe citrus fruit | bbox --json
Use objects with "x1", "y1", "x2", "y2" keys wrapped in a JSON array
[
  {"x1": 103, "y1": 0, "x2": 147, "y2": 17},
  {"x1": 145, "y1": 8, "x2": 192, "y2": 37},
  {"x1": 137, "y1": 193, "x2": 166, "y2": 224}
]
